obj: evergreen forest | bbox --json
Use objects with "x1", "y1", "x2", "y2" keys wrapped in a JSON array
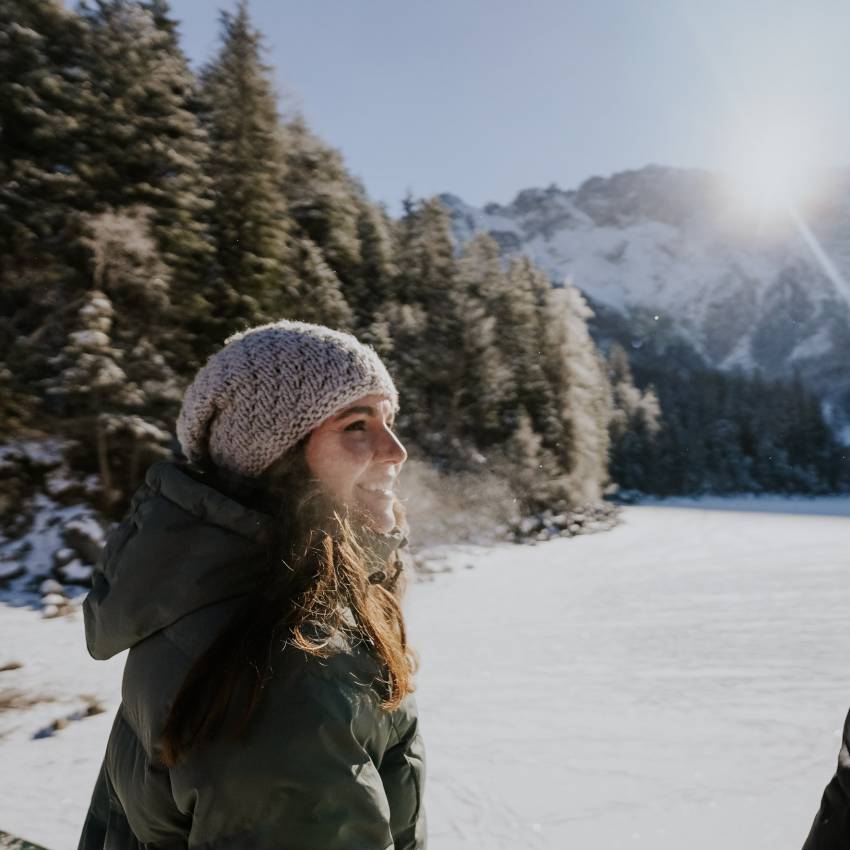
[{"x1": 1, "y1": 0, "x2": 847, "y2": 536}]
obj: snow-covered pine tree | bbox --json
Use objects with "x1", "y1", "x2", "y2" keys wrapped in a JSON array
[
  {"x1": 290, "y1": 236, "x2": 353, "y2": 328},
  {"x1": 607, "y1": 342, "x2": 661, "y2": 493},
  {"x1": 390, "y1": 198, "x2": 464, "y2": 458},
  {"x1": 0, "y1": 0, "x2": 85, "y2": 259},
  {"x1": 140, "y1": 0, "x2": 179, "y2": 47},
  {"x1": 492, "y1": 406, "x2": 563, "y2": 512},
  {"x1": 773, "y1": 371, "x2": 834, "y2": 489},
  {"x1": 376, "y1": 297, "x2": 428, "y2": 444},
  {"x1": 44, "y1": 288, "x2": 132, "y2": 504},
  {"x1": 282, "y1": 116, "x2": 362, "y2": 286},
  {"x1": 76, "y1": 0, "x2": 215, "y2": 355},
  {"x1": 0, "y1": 0, "x2": 92, "y2": 390},
  {"x1": 43, "y1": 208, "x2": 180, "y2": 508},
  {"x1": 454, "y1": 234, "x2": 516, "y2": 446},
  {"x1": 199, "y1": 1, "x2": 297, "y2": 332},
  {"x1": 347, "y1": 196, "x2": 398, "y2": 333},
  {"x1": 499, "y1": 256, "x2": 569, "y2": 500},
  {"x1": 550, "y1": 282, "x2": 612, "y2": 504},
  {"x1": 77, "y1": 205, "x2": 184, "y2": 407}
]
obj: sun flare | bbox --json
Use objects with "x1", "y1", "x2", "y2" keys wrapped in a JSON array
[
  {"x1": 720, "y1": 119, "x2": 824, "y2": 218},
  {"x1": 725, "y1": 153, "x2": 800, "y2": 215}
]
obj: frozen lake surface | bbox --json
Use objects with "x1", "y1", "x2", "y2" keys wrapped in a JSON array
[
  {"x1": 2, "y1": 501, "x2": 850, "y2": 849},
  {"x1": 408, "y1": 503, "x2": 850, "y2": 850}
]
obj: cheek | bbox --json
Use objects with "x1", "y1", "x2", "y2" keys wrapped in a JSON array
[
  {"x1": 305, "y1": 434, "x2": 372, "y2": 499},
  {"x1": 334, "y1": 441, "x2": 373, "y2": 492}
]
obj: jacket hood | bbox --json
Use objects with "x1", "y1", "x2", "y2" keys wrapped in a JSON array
[
  {"x1": 84, "y1": 461, "x2": 409, "y2": 661},
  {"x1": 84, "y1": 461, "x2": 277, "y2": 660}
]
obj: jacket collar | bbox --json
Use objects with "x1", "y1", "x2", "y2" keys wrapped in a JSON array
[{"x1": 84, "y1": 461, "x2": 407, "y2": 659}]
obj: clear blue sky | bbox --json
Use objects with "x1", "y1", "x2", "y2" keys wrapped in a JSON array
[{"x1": 167, "y1": 0, "x2": 850, "y2": 214}]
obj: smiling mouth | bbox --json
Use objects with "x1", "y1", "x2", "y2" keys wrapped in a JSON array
[{"x1": 356, "y1": 484, "x2": 394, "y2": 498}]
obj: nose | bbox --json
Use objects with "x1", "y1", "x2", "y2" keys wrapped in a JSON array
[{"x1": 377, "y1": 425, "x2": 407, "y2": 465}]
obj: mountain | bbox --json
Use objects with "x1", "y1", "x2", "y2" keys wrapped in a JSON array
[{"x1": 440, "y1": 165, "x2": 850, "y2": 427}]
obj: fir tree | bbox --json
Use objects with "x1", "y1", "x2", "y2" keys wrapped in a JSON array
[
  {"x1": 76, "y1": 0, "x2": 215, "y2": 334},
  {"x1": 200, "y1": 1, "x2": 296, "y2": 331},
  {"x1": 0, "y1": 0, "x2": 91, "y2": 375},
  {"x1": 607, "y1": 335, "x2": 848, "y2": 495},
  {"x1": 290, "y1": 236, "x2": 353, "y2": 328},
  {"x1": 551, "y1": 283, "x2": 612, "y2": 504},
  {"x1": 0, "y1": 0, "x2": 85, "y2": 256},
  {"x1": 43, "y1": 290, "x2": 142, "y2": 505},
  {"x1": 283, "y1": 116, "x2": 362, "y2": 280},
  {"x1": 76, "y1": 204, "x2": 183, "y2": 393},
  {"x1": 454, "y1": 235, "x2": 516, "y2": 445},
  {"x1": 347, "y1": 196, "x2": 398, "y2": 332},
  {"x1": 390, "y1": 198, "x2": 464, "y2": 456},
  {"x1": 140, "y1": 0, "x2": 179, "y2": 46},
  {"x1": 43, "y1": 208, "x2": 180, "y2": 506},
  {"x1": 502, "y1": 258, "x2": 568, "y2": 475},
  {"x1": 44, "y1": 288, "x2": 130, "y2": 415},
  {"x1": 497, "y1": 407, "x2": 546, "y2": 509},
  {"x1": 607, "y1": 342, "x2": 661, "y2": 492},
  {"x1": 377, "y1": 298, "x2": 429, "y2": 445}
]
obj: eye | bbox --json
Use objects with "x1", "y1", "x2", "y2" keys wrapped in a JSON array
[{"x1": 344, "y1": 419, "x2": 367, "y2": 432}]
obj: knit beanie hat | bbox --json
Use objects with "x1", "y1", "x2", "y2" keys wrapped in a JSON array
[{"x1": 176, "y1": 320, "x2": 399, "y2": 478}]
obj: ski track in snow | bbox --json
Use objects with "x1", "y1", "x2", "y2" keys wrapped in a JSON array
[{"x1": 2, "y1": 502, "x2": 850, "y2": 849}]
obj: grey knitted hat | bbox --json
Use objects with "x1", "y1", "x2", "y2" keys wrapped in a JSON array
[{"x1": 176, "y1": 320, "x2": 399, "y2": 478}]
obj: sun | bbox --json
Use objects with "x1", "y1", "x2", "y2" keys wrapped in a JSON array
[
  {"x1": 725, "y1": 151, "x2": 800, "y2": 215},
  {"x1": 720, "y1": 119, "x2": 822, "y2": 219}
]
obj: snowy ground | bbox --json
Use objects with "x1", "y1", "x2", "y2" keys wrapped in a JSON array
[{"x1": 2, "y1": 500, "x2": 850, "y2": 849}]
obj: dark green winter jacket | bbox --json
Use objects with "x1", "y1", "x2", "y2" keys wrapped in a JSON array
[{"x1": 78, "y1": 461, "x2": 426, "y2": 850}]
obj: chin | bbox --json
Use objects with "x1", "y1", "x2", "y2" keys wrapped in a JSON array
[
  {"x1": 352, "y1": 494, "x2": 396, "y2": 534},
  {"x1": 358, "y1": 506, "x2": 395, "y2": 534},
  {"x1": 367, "y1": 512, "x2": 395, "y2": 534}
]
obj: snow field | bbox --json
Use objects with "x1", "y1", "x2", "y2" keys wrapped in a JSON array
[
  {"x1": 1, "y1": 502, "x2": 849, "y2": 849},
  {"x1": 0, "y1": 606, "x2": 123, "y2": 849},
  {"x1": 406, "y1": 504, "x2": 850, "y2": 849}
]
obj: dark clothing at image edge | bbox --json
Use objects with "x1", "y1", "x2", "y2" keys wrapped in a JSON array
[{"x1": 804, "y1": 705, "x2": 850, "y2": 849}]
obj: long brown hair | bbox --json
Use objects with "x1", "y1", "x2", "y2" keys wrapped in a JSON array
[{"x1": 159, "y1": 442, "x2": 415, "y2": 768}]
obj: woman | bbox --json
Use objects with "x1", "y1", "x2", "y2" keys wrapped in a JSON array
[{"x1": 77, "y1": 320, "x2": 426, "y2": 850}]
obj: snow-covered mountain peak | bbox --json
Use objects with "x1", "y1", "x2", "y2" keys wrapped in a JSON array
[{"x1": 441, "y1": 164, "x2": 850, "y2": 416}]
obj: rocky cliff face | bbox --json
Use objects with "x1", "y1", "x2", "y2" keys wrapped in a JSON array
[{"x1": 441, "y1": 165, "x2": 850, "y2": 426}]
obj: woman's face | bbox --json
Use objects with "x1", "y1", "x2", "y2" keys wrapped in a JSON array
[{"x1": 304, "y1": 393, "x2": 407, "y2": 533}]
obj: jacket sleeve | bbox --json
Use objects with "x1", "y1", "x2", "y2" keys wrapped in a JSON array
[
  {"x1": 804, "y1": 706, "x2": 850, "y2": 849},
  {"x1": 170, "y1": 659, "x2": 400, "y2": 850},
  {"x1": 77, "y1": 759, "x2": 110, "y2": 850},
  {"x1": 83, "y1": 515, "x2": 139, "y2": 660},
  {"x1": 380, "y1": 702, "x2": 427, "y2": 850},
  {"x1": 77, "y1": 757, "x2": 140, "y2": 850}
]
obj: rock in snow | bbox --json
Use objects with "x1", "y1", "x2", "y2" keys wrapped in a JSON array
[
  {"x1": 56, "y1": 559, "x2": 93, "y2": 586},
  {"x1": 62, "y1": 516, "x2": 105, "y2": 565},
  {"x1": 38, "y1": 579, "x2": 63, "y2": 596},
  {"x1": 40, "y1": 593, "x2": 66, "y2": 608}
]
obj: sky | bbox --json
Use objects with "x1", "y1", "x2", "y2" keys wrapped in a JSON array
[{"x1": 166, "y1": 0, "x2": 850, "y2": 214}]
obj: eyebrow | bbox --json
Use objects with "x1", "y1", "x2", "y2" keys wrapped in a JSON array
[
  {"x1": 334, "y1": 405, "x2": 374, "y2": 420},
  {"x1": 333, "y1": 405, "x2": 395, "y2": 424}
]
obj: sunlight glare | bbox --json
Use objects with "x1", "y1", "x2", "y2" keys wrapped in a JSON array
[
  {"x1": 721, "y1": 118, "x2": 821, "y2": 219},
  {"x1": 726, "y1": 151, "x2": 798, "y2": 215}
]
